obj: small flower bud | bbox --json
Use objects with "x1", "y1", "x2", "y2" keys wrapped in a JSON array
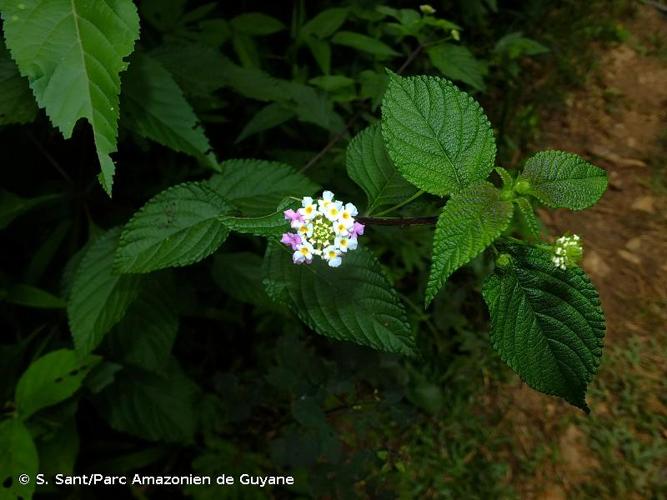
[{"x1": 420, "y1": 4, "x2": 436, "y2": 14}]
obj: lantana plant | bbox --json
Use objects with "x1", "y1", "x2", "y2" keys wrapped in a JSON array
[{"x1": 83, "y1": 72, "x2": 607, "y2": 411}]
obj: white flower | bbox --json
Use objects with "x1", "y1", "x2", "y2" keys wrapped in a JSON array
[
  {"x1": 324, "y1": 201, "x2": 343, "y2": 221},
  {"x1": 293, "y1": 242, "x2": 315, "y2": 264},
  {"x1": 281, "y1": 191, "x2": 364, "y2": 268},
  {"x1": 322, "y1": 245, "x2": 342, "y2": 267},
  {"x1": 551, "y1": 233, "x2": 583, "y2": 270},
  {"x1": 299, "y1": 196, "x2": 318, "y2": 220},
  {"x1": 339, "y1": 202, "x2": 358, "y2": 227}
]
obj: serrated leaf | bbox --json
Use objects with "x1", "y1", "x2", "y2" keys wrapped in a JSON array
[
  {"x1": 104, "y1": 274, "x2": 179, "y2": 373},
  {"x1": 209, "y1": 159, "x2": 319, "y2": 216},
  {"x1": 95, "y1": 361, "x2": 198, "y2": 443},
  {"x1": 301, "y1": 8, "x2": 349, "y2": 38},
  {"x1": 212, "y1": 252, "x2": 270, "y2": 306},
  {"x1": 427, "y1": 43, "x2": 488, "y2": 92},
  {"x1": 68, "y1": 228, "x2": 142, "y2": 356},
  {"x1": 518, "y1": 151, "x2": 608, "y2": 210},
  {"x1": 331, "y1": 31, "x2": 399, "y2": 58},
  {"x1": 263, "y1": 244, "x2": 416, "y2": 355},
  {"x1": 514, "y1": 197, "x2": 542, "y2": 239},
  {"x1": 15, "y1": 349, "x2": 101, "y2": 419},
  {"x1": 346, "y1": 123, "x2": 418, "y2": 214},
  {"x1": 0, "y1": 419, "x2": 38, "y2": 500},
  {"x1": 115, "y1": 182, "x2": 231, "y2": 274},
  {"x1": 121, "y1": 53, "x2": 218, "y2": 170},
  {"x1": 0, "y1": 40, "x2": 37, "y2": 125},
  {"x1": 0, "y1": 0, "x2": 140, "y2": 195},
  {"x1": 382, "y1": 73, "x2": 496, "y2": 196},
  {"x1": 482, "y1": 245, "x2": 605, "y2": 410},
  {"x1": 426, "y1": 182, "x2": 513, "y2": 306}
]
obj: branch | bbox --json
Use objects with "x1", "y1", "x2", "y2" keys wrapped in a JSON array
[{"x1": 358, "y1": 216, "x2": 438, "y2": 226}]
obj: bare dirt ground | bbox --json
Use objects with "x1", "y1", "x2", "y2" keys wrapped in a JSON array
[{"x1": 492, "y1": 5, "x2": 667, "y2": 498}]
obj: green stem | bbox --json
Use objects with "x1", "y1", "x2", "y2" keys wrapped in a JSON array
[{"x1": 372, "y1": 190, "x2": 425, "y2": 216}]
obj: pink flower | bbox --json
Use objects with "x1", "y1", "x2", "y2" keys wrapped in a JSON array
[
  {"x1": 349, "y1": 222, "x2": 365, "y2": 238},
  {"x1": 284, "y1": 209, "x2": 304, "y2": 223},
  {"x1": 281, "y1": 233, "x2": 302, "y2": 250}
]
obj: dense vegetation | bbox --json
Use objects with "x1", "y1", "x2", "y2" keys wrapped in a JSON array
[{"x1": 0, "y1": 0, "x2": 641, "y2": 498}]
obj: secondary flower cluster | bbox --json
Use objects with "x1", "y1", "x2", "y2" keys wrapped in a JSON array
[
  {"x1": 281, "y1": 191, "x2": 364, "y2": 267},
  {"x1": 552, "y1": 234, "x2": 583, "y2": 270}
]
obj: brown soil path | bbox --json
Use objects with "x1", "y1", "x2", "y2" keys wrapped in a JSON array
[{"x1": 493, "y1": 5, "x2": 667, "y2": 498}]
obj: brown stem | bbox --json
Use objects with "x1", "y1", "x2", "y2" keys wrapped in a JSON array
[{"x1": 358, "y1": 216, "x2": 437, "y2": 226}]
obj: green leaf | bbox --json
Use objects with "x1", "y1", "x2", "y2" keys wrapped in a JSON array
[
  {"x1": 482, "y1": 245, "x2": 605, "y2": 410},
  {"x1": 68, "y1": 228, "x2": 142, "y2": 356},
  {"x1": 104, "y1": 274, "x2": 179, "y2": 373},
  {"x1": 15, "y1": 349, "x2": 101, "y2": 419},
  {"x1": 0, "y1": 419, "x2": 38, "y2": 500},
  {"x1": 121, "y1": 53, "x2": 218, "y2": 170},
  {"x1": 346, "y1": 123, "x2": 419, "y2": 214},
  {"x1": 0, "y1": 40, "x2": 37, "y2": 125},
  {"x1": 4, "y1": 284, "x2": 65, "y2": 309},
  {"x1": 517, "y1": 151, "x2": 608, "y2": 210},
  {"x1": 209, "y1": 159, "x2": 319, "y2": 216},
  {"x1": 301, "y1": 8, "x2": 349, "y2": 38},
  {"x1": 115, "y1": 182, "x2": 231, "y2": 274},
  {"x1": 331, "y1": 32, "x2": 400, "y2": 58},
  {"x1": 309, "y1": 75, "x2": 355, "y2": 92},
  {"x1": 494, "y1": 32, "x2": 549, "y2": 58},
  {"x1": 231, "y1": 13, "x2": 284, "y2": 36},
  {"x1": 427, "y1": 43, "x2": 488, "y2": 92},
  {"x1": 212, "y1": 252, "x2": 270, "y2": 306},
  {"x1": 220, "y1": 211, "x2": 288, "y2": 237},
  {"x1": 36, "y1": 419, "x2": 79, "y2": 476},
  {"x1": 426, "y1": 182, "x2": 513, "y2": 306},
  {"x1": 304, "y1": 37, "x2": 331, "y2": 74},
  {"x1": 236, "y1": 103, "x2": 295, "y2": 143},
  {"x1": 0, "y1": 0, "x2": 140, "y2": 195},
  {"x1": 0, "y1": 189, "x2": 61, "y2": 230},
  {"x1": 514, "y1": 197, "x2": 542, "y2": 239},
  {"x1": 95, "y1": 361, "x2": 199, "y2": 443},
  {"x1": 381, "y1": 73, "x2": 496, "y2": 196},
  {"x1": 263, "y1": 244, "x2": 416, "y2": 355}
]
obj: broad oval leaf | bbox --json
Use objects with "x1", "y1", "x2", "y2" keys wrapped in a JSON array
[
  {"x1": 115, "y1": 182, "x2": 231, "y2": 273},
  {"x1": 15, "y1": 349, "x2": 101, "y2": 419},
  {"x1": 0, "y1": 419, "x2": 38, "y2": 499},
  {"x1": 346, "y1": 123, "x2": 418, "y2": 215},
  {"x1": 482, "y1": 245, "x2": 605, "y2": 411},
  {"x1": 263, "y1": 244, "x2": 416, "y2": 355},
  {"x1": 209, "y1": 159, "x2": 319, "y2": 216},
  {"x1": 518, "y1": 151, "x2": 608, "y2": 210},
  {"x1": 95, "y1": 361, "x2": 199, "y2": 443},
  {"x1": 331, "y1": 32, "x2": 399, "y2": 58},
  {"x1": 382, "y1": 73, "x2": 496, "y2": 196},
  {"x1": 0, "y1": 0, "x2": 140, "y2": 195},
  {"x1": 121, "y1": 53, "x2": 218, "y2": 170},
  {"x1": 426, "y1": 182, "x2": 513, "y2": 306},
  {"x1": 68, "y1": 228, "x2": 142, "y2": 355}
]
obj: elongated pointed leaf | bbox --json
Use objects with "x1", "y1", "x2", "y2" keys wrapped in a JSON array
[
  {"x1": 115, "y1": 182, "x2": 231, "y2": 273},
  {"x1": 263, "y1": 244, "x2": 416, "y2": 355},
  {"x1": 346, "y1": 123, "x2": 418, "y2": 214},
  {"x1": 15, "y1": 349, "x2": 101, "y2": 419},
  {"x1": 426, "y1": 182, "x2": 513, "y2": 306},
  {"x1": 0, "y1": 0, "x2": 140, "y2": 194},
  {"x1": 122, "y1": 53, "x2": 218, "y2": 170},
  {"x1": 427, "y1": 43, "x2": 488, "y2": 92},
  {"x1": 68, "y1": 228, "x2": 142, "y2": 355},
  {"x1": 0, "y1": 419, "x2": 38, "y2": 500},
  {"x1": 518, "y1": 151, "x2": 607, "y2": 210},
  {"x1": 382, "y1": 73, "x2": 496, "y2": 195},
  {"x1": 209, "y1": 159, "x2": 319, "y2": 216},
  {"x1": 482, "y1": 245, "x2": 605, "y2": 410}
]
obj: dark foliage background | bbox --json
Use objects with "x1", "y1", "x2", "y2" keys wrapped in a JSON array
[{"x1": 1, "y1": 0, "x2": 650, "y2": 498}]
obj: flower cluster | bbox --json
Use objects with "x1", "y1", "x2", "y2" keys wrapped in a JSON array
[
  {"x1": 281, "y1": 191, "x2": 364, "y2": 267},
  {"x1": 552, "y1": 234, "x2": 583, "y2": 270}
]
